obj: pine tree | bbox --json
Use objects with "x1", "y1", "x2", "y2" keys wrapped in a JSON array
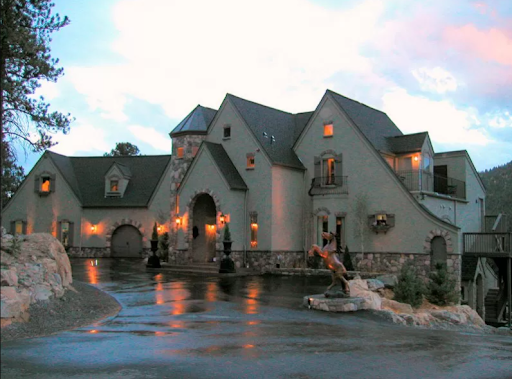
[
  {"x1": 426, "y1": 262, "x2": 459, "y2": 306},
  {"x1": 394, "y1": 262, "x2": 425, "y2": 308},
  {"x1": 104, "y1": 142, "x2": 141, "y2": 157},
  {"x1": 1, "y1": 141, "x2": 25, "y2": 207}
]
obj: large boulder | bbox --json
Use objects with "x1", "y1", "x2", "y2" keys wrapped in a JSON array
[
  {"x1": 348, "y1": 278, "x2": 382, "y2": 310},
  {"x1": 381, "y1": 298, "x2": 413, "y2": 314}
]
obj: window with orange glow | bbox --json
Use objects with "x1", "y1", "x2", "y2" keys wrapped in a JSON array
[
  {"x1": 15, "y1": 221, "x2": 23, "y2": 235},
  {"x1": 250, "y1": 211, "x2": 258, "y2": 248},
  {"x1": 41, "y1": 177, "x2": 51, "y2": 192},
  {"x1": 247, "y1": 153, "x2": 255, "y2": 169},
  {"x1": 177, "y1": 147, "x2": 184, "y2": 158},
  {"x1": 324, "y1": 123, "x2": 334, "y2": 137},
  {"x1": 110, "y1": 180, "x2": 119, "y2": 192},
  {"x1": 323, "y1": 158, "x2": 335, "y2": 185}
]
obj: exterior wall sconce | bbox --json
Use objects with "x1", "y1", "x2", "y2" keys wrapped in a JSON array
[
  {"x1": 220, "y1": 213, "x2": 225, "y2": 224},
  {"x1": 175, "y1": 217, "x2": 182, "y2": 226},
  {"x1": 157, "y1": 224, "x2": 163, "y2": 232},
  {"x1": 414, "y1": 155, "x2": 419, "y2": 162},
  {"x1": 90, "y1": 224, "x2": 97, "y2": 233}
]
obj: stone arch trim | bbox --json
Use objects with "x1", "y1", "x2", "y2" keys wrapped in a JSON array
[
  {"x1": 320, "y1": 149, "x2": 337, "y2": 157},
  {"x1": 185, "y1": 189, "x2": 223, "y2": 250},
  {"x1": 313, "y1": 207, "x2": 331, "y2": 216},
  {"x1": 423, "y1": 229, "x2": 453, "y2": 254},
  {"x1": 105, "y1": 219, "x2": 144, "y2": 248}
]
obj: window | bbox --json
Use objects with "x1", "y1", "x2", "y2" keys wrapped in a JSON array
[
  {"x1": 110, "y1": 180, "x2": 119, "y2": 192},
  {"x1": 250, "y1": 212, "x2": 258, "y2": 248},
  {"x1": 177, "y1": 147, "x2": 184, "y2": 158},
  {"x1": 369, "y1": 212, "x2": 395, "y2": 233},
  {"x1": 423, "y1": 153, "x2": 431, "y2": 172},
  {"x1": 41, "y1": 176, "x2": 51, "y2": 192},
  {"x1": 10, "y1": 220, "x2": 27, "y2": 235},
  {"x1": 336, "y1": 217, "x2": 344, "y2": 247},
  {"x1": 58, "y1": 221, "x2": 74, "y2": 247},
  {"x1": 317, "y1": 215, "x2": 328, "y2": 245},
  {"x1": 376, "y1": 213, "x2": 387, "y2": 226},
  {"x1": 247, "y1": 153, "x2": 255, "y2": 169},
  {"x1": 223, "y1": 126, "x2": 231, "y2": 139},
  {"x1": 323, "y1": 158, "x2": 335, "y2": 185},
  {"x1": 323, "y1": 123, "x2": 334, "y2": 137}
]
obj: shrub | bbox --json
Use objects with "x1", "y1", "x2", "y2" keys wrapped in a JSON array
[
  {"x1": 223, "y1": 223, "x2": 231, "y2": 241},
  {"x1": 394, "y1": 262, "x2": 425, "y2": 308},
  {"x1": 157, "y1": 232, "x2": 170, "y2": 262},
  {"x1": 343, "y1": 245, "x2": 354, "y2": 271},
  {"x1": 426, "y1": 262, "x2": 459, "y2": 305},
  {"x1": 151, "y1": 222, "x2": 158, "y2": 241}
]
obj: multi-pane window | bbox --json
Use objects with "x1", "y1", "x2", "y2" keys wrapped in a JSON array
[
  {"x1": 323, "y1": 123, "x2": 333, "y2": 137},
  {"x1": 323, "y1": 158, "x2": 335, "y2": 185}
]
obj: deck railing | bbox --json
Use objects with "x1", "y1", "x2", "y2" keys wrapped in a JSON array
[
  {"x1": 463, "y1": 232, "x2": 512, "y2": 258},
  {"x1": 309, "y1": 176, "x2": 348, "y2": 196},
  {"x1": 395, "y1": 170, "x2": 466, "y2": 199}
]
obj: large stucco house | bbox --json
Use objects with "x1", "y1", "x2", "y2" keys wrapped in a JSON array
[
  {"x1": 3, "y1": 89, "x2": 509, "y2": 323},
  {"x1": 2, "y1": 153, "x2": 172, "y2": 257}
]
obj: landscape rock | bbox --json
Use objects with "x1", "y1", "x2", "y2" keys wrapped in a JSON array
[
  {"x1": 366, "y1": 279, "x2": 385, "y2": 291},
  {"x1": 348, "y1": 278, "x2": 382, "y2": 310},
  {"x1": 375, "y1": 274, "x2": 398, "y2": 288},
  {"x1": 381, "y1": 298, "x2": 413, "y2": 314},
  {"x1": 1, "y1": 268, "x2": 18, "y2": 287}
]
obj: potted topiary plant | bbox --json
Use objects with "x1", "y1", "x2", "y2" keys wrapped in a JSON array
[
  {"x1": 150, "y1": 222, "x2": 159, "y2": 253},
  {"x1": 223, "y1": 222, "x2": 232, "y2": 255},
  {"x1": 219, "y1": 222, "x2": 235, "y2": 273}
]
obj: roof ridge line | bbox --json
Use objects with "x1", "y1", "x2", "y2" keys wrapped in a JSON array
[{"x1": 327, "y1": 89, "x2": 390, "y2": 116}]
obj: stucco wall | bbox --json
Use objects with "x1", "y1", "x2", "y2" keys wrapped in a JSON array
[
  {"x1": 2, "y1": 155, "x2": 82, "y2": 245},
  {"x1": 294, "y1": 95, "x2": 460, "y2": 255}
]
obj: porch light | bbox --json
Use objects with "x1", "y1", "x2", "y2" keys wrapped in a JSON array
[
  {"x1": 175, "y1": 217, "x2": 182, "y2": 226},
  {"x1": 220, "y1": 213, "x2": 225, "y2": 224},
  {"x1": 90, "y1": 224, "x2": 97, "y2": 233},
  {"x1": 414, "y1": 155, "x2": 419, "y2": 162},
  {"x1": 157, "y1": 225, "x2": 163, "y2": 232}
]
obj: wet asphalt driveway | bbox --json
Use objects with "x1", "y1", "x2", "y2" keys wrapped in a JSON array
[{"x1": 1, "y1": 258, "x2": 511, "y2": 379}]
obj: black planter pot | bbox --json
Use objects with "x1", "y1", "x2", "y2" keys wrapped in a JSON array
[
  {"x1": 223, "y1": 240, "x2": 233, "y2": 256},
  {"x1": 150, "y1": 240, "x2": 158, "y2": 253}
]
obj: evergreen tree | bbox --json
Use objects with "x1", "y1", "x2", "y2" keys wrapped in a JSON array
[
  {"x1": 394, "y1": 262, "x2": 425, "y2": 308},
  {"x1": 104, "y1": 142, "x2": 141, "y2": 157},
  {"x1": 1, "y1": 0, "x2": 72, "y2": 151},
  {"x1": 343, "y1": 245, "x2": 354, "y2": 271},
  {"x1": 1, "y1": 141, "x2": 25, "y2": 207},
  {"x1": 426, "y1": 262, "x2": 459, "y2": 306}
]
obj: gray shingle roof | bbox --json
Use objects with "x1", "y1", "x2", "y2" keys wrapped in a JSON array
[
  {"x1": 386, "y1": 132, "x2": 428, "y2": 154},
  {"x1": 47, "y1": 151, "x2": 171, "y2": 207},
  {"x1": 227, "y1": 94, "x2": 308, "y2": 169},
  {"x1": 203, "y1": 142, "x2": 248, "y2": 190},
  {"x1": 170, "y1": 105, "x2": 217, "y2": 136},
  {"x1": 328, "y1": 90, "x2": 403, "y2": 152}
]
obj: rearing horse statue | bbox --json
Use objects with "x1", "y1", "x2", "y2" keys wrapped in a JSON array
[{"x1": 308, "y1": 232, "x2": 350, "y2": 295}]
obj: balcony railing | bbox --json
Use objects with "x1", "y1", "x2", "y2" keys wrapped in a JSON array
[
  {"x1": 463, "y1": 232, "x2": 512, "y2": 258},
  {"x1": 309, "y1": 176, "x2": 348, "y2": 196},
  {"x1": 395, "y1": 170, "x2": 466, "y2": 199}
]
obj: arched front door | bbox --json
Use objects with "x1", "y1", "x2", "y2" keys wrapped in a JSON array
[
  {"x1": 431, "y1": 236, "x2": 447, "y2": 268},
  {"x1": 192, "y1": 194, "x2": 217, "y2": 263},
  {"x1": 111, "y1": 225, "x2": 143, "y2": 257}
]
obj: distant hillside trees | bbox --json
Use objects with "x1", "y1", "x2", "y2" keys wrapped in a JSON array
[
  {"x1": 104, "y1": 142, "x2": 141, "y2": 157},
  {"x1": 480, "y1": 161, "x2": 512, "y2": 231}
]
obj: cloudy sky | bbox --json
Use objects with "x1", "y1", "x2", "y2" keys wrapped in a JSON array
[{"x1": 21, "y1": 0, "x2": 512, "y2": 172}]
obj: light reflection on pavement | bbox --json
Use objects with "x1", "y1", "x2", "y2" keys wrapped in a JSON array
[{"x1": 1, "y1": 258, "x2": 511, "y2": 379}]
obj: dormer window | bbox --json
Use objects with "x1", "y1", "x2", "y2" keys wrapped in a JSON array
[{"x1": 110, "y1": 180, "x2": 119, "y2": 192}]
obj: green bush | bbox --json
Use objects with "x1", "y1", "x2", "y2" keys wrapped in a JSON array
[
  {"x1": 151, "y1": 222, "x2": 158, "y2": 241},
  {"x1": 157, "y1": 232, "x2": 170, "y2": 261},
  {"x1": 343, "y1": 245, "x2": 354, "y2": 271},
  {"x1": 394, "y1": 262, "x2": 425, "y2": 308},
  {"x1": 426, "y1": 262, "x2": 459, "y2": 306}
]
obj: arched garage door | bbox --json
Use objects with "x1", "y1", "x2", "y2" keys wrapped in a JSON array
[{"x1": 111, "y1": 225, "x2": 143, "y2": 257}]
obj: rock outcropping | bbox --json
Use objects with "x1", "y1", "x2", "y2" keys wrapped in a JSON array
[{"x1": 1, "y1": 230, "x2": 73, "y2": 327}]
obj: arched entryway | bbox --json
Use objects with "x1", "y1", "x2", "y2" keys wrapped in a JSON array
[
  {"x1": 191, "y1": 194, "x2": 217, "y2": 263},
  {"x1": 111, "y1": 225, "x2": 143, "y2": 257},
  {"x1": 476, "y1": 274, "x2": 484, "y2": 318},
  {"x1": 431, "y1": 236, "x2": 447, "y2": 268}
]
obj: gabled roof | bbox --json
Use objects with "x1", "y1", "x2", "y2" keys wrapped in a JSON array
[
  {"x1": 327, "y1": 90, "x2": 403, "y2": 152},
  {"x1": 203, "y1": 142, "x2": 248, "y2": 190},
  {"x1": 227, "y1": 94, "x2": 309, "y2": 170},
  {"x1": 170, "y1": 105, "x2": 217, "y2": 136},
  {"x1": 47, "y1": 151, "x2": 171, "y2": 207},
  {"x1": 106, "y1": 162, "x2": 132, "y2": 178},
  {"x1": 386, "y1": 132, "x2": 428, "y2": 154}
]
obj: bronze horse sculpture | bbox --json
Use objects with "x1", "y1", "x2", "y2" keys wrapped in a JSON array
[{"x1": 308, "y1": 231, "x2": 350, "y2": 295}]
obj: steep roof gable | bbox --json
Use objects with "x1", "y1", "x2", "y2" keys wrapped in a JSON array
[
  {"x1": 227, "y1": 94, "x2": 308, "y2": 170},
  {"x1": 327, "y1": 90, "x2": 403, "y2": 152},
  {"x1": 170, "y1": 105, "x2": 217, "y2": 136},
  {"x1": 48, "y1": 152, "x2": 171, "y2": 207},
  {"x1": 386, "y1": 132, "x2": 428, "y2": 154},
  {"x1": 203, "y1": 142, "x2": 248, "y2": 190}
]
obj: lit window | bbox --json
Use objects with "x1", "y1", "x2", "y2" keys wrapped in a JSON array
[
  {"x1": 41, "y1": 177, "x2": 51, "y2": 192},
  {"x1": 15, "y1": 221, "x2": 23, "y2": 235},
  {"x1": 318, "y1": 215, "x2": 328, "y2": 245},
  {"x1": 224, "y1": 126, "x2": 231, "y2": 139},
  {"x1": 177, "y1": 147, "x2": 184, "y2": 158},
  {"x1": 61, "y1": 222, "x2": 70, "y2": 246},
  {"x1": 250, "y1": 212, "x2": 258, "y2": 248},
  {"x1": 323, "y1": 158, "x2": 335, "y2": 185},
  {"x1": 110, "y1": 180, "x2": 119, "y2": 192},
  {"x1": 324, "y1": 123, "x2": 333, "y2": 137},
  {"x1": 376, "y1": 214, "x2": 387, "y2": 226},
  {"x1": 247, "y1": 153, "x2": 255, "y2": 169}
]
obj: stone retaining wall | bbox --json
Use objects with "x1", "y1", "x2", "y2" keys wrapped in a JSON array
[{"x1": 67, "y1": 247, "x2": 152, "y2": 259}]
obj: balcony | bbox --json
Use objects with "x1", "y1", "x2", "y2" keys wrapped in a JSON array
[
  {"x1": 463, "y1": 233, "x2": 512, "y2": 258},
  {"x1": 309, "y1": 176, "x2": 348, "y2": 196},
  {"x1": 395, "y1": 170, "x2": 466, "y2": 199}
]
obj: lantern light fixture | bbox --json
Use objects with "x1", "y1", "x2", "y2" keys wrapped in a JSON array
[
  {"x1": 175, "y1": 217, "x2": 182, "y2": 226},
  {"x1": 90, "y1": 224, "x2": 97, "y2": 233},
  {"x1": 220, "y1": 213, "x2": 225, "y2": 224}
]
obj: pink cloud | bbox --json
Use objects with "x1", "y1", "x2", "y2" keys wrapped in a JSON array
[{"x1": 444, "y1": 24, "x2": 512, "y2": 66}]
